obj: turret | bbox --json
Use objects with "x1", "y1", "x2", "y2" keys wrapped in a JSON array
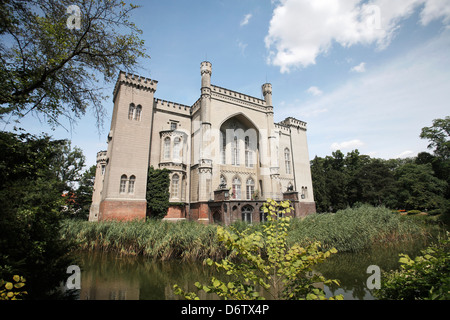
[{"x1": 262, "y1": 83, "x2": 273, "y2": 107}]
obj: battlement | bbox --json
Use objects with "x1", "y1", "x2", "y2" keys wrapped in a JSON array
[
  {"x1": 154, "y1": 98, "x2": 191, "y2": 116},
  {"x1": 278, "y1": 117, "x2": 307, "y2": 130},
  {"x1": 96, "y1": 150, "x2": 108, "y2": 163},
  {"x1": 113, "y1": 71, "x2": 158, "y2": 102},
  {"x1": 210, "y1": 85, "x2": 267, "y2": 110}
]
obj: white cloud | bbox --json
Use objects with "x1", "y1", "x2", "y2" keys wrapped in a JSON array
[
  {"x1": 265, "y1": 0, "x2": 450, "y2": 73},
  {"x1": 240, "y1": 13, "x2": 253, "y2": 26},
  {"x1": 292, "y1": 31, "x2": 450, "y2": 159},
  {"x1": 351, "y1": 62, "x2": 366, "y2": 72},
  {"x1": 331, "y1": 139, "x2": 365, "y2": 151},
  {"x1": 307, "y1": 86, "x2": 323, "y2": 96}
]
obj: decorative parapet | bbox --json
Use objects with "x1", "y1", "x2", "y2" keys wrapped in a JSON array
[
  {"x1": 113, "y1": 71, "x2": 158, "y2": 102},
  {"x1": 154, "y1": 98, "x2": 191, "y2": 116},
  {"x1": 278, "y1": 117, "x2": 308, "y2": 131},
  {"x1": 96, "y1": 151, "x2": 108, "y2": 163},
  {"x1": 210, "y1": 85, "x2": 269, "y2": 112}
]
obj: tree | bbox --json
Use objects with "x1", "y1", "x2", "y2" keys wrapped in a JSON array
[
  {"x1": 0, "y1": 0, "x2": 148, "y2": 129},
  {"x1": 0, "y1": 131, "x2": 75, "y2": 299},
  {"x1": 72, "y1": 164, "x2": 96, "y2": 220},
  {"x1": 420, "y1": 116, "x2": 450, "y2": 160},
  {"x1": 394, "y1": 163, "x2": 447, "y2": 211},
  {"x1": 174, "y1": 199, "x2": 343, "y2": 300},
  {"x1": 146, "y1": 166, "x2": 170, "y2": 219}
]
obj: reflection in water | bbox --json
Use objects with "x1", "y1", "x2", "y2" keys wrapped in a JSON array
[{"x1": 75, "y1": 238, "x2": 431, "y2": 300}]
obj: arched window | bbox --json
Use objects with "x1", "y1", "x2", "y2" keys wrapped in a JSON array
[
  {"x1": 171, "y1": 174, "x2": 179, "y2": 198},
  {"x1": 173, "y1": 137, "x2": 181, "y2": 161},
  {"x1": 242, "y1": 205, "x2": 253, "y2": 223},
  {"x1": 128, "y1": 175, "x2": 136, "y2": 194},
  {"x1": 259, "y1": 206, "x2": 268, "y2": 222},
  {"x1": 246, "y1": 177, "x2": 255, "y2": 200},
  {"x1": 120, "y1": 175, "x2": 127, "y2": 193},
  {"x1": 232, "y1": 136, "x2": 239, "y2": 166},
  {"x1": 285, "y1": 148, "x2": 291, "y2": 174},
  {"x1": 128, "y1": 104, "x2": 135, "y2": 120},
  {"x1": 134, "y1": 105, "x2": 142, "y2": 121},
  {"x1": 220, "y1": 131, "x2": 226, "y2": 165},
  {"x1": 232, "y1": 177, "x2": 241, "y2": 200},
  {"x1": 245, "y1": 136, "x2": 253, "y2": 168},
  {"x1": 164, "y1": 137, "x2": 171, "y2": 160}
]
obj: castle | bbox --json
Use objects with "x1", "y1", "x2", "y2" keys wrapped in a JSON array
[{"x1": 89, "y1": 61, "x2": 316, "y2": 224}]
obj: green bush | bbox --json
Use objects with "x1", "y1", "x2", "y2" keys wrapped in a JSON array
[
  {"x1": 407, "y1": 210, "x2": 421, "y2": 215},
  {"x1": 375, "y1": 233, "x2": 450, "y2": 300}
]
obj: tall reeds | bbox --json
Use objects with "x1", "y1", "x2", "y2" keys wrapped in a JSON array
[{"x1": 60, "y1": 205, "x2": 432, "y2": 260}]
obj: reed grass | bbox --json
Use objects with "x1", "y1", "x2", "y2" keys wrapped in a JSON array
[{"x1": 60, "y1": 205, "x2": 433, "y2": 260}]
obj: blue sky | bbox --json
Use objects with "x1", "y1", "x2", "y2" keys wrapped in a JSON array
[{"x1": 7, "y1": 0, "x2": 450, "y2": 168}]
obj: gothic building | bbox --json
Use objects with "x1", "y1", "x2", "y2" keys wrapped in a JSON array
[{"x1": 89, "y1": 61, "x2": 316, "y2": 224}]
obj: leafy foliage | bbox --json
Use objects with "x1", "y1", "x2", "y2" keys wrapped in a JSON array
[
  {"x1": 0, "y1": 275, "x2": 27, "y2": 300},
  {"x1": 146, "y1": 166, "x2": 170, "y2": 219},
  {"x1": 375, "y1": 233, "x2": 450, "y2": 300},
  {"x1": 0, "y1": 131, "x2": 76, "y2": 298},
  {"x1": 0, "y1": 0, "x2": 148, "y2": 129},
  {"x1": 173, "y1": 199, "x2": 343, "y2": 300}
]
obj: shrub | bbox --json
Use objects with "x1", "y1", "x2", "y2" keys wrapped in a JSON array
[
  {"x1": 173, "y1": 199, "x2": 343, "y2": 300},
  {"x1": 375, "y1": 233, "x2": 450, "y2": 300}
]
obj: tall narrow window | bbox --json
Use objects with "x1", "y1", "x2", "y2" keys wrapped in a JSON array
[
  {"x1": 232, "y1": 177, "x2": 241, "y2": 200},
  {"x1": 128, "y1": 176, "x2": 136, "y2": 194},
  {"x1": 173, "y1": 137, "x2": 181, "y2": 161},
  {"x1": 232, "y1": 136, "x2": 240, "y2": 166},
  {"x1": 246, "y1": 178, "x2": 255, "y2": 200},
  {"x1": 164, "y1": 137, "x2": 171, "y2": 160},
  {"x1": 285, "y1": 148, "x2": 291, "y2": 174},
  {"x1": 120, "y1": 175, "x2": 127, "y2": 193},
  {"x1": 245, "y1": 136, "x2": 253, "y2": 168},
  {"x1": 171, "y1": 174, "x2": 179, "y2": 198},
  {"x1": 220, "y1": 131, "x2": 226, "y2": 164},
  {"x1": 128, "y1": 104, "x2": 135, "y2": 120},
  {"x1": 134, "y1": 105, "x2": 142, "y2": 121}
]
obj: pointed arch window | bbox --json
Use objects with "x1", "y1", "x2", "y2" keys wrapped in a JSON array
[
  {"x1": 128, "y1": 104, "x2": 135, "y2": 120},
  {"x1": 128, "y1": 176, "x2": 136, "y2": 194},
  {"x1": 245, "y1": 136, "x2": 254, "y2": 168},
  {"x1": 232, "y1": 136, "x2": 240, "y2": 166},
  {"x1": 171, "y1": 174, "x2": 180, "y2": 198},
  {"x1": 246, "y1": 177, "x2": 255, "y2": 200},
  {"x1": 173, "y1": 137, "x2": 181, "y2": 161},
  {"x1": 164, "y1": 137, "x2": 171, "y2": 160},
  {"x1": 232, "y1": 177, "x2": 241, "y2": 200},
  {"x1": 134, "y1": 105, "x2": 142, "y2": 121},
  {"x1": 285, "y1": 148, "x2": 291, "y2": 174},
  {"x1": 120, "y1": 175, "x2": 128, "y2": 193}
]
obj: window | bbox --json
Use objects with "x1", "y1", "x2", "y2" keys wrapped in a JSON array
[
  {"x1": 232, "y1": 177, "x2": 241, "y2": 200},
  {"x1": 128, "y1": 104, "x2": 135, "y2": 120},
  {"x1": 120, "y1": 175, "x2": 127, "y2": 193},
  {"x1": 285, "y1": 148, "x2": 291, "y2": 174},
  {"x1": 171, "y1": 174, "x2": 179, "y2": 198},
  {"x1": 246, "y1": 178, "x2": 255, "y2": 200},
  {"x1": 242, "y1": 205, "x2": 253, "y2": 223},
  {"x1": 220, "y1": 131, "x2": 226, "y2": 164},
  {"x1": 260, "y1": 206, "x2": 268, "y2": 222},
  {"x1": 170, "y1": 121, "x2": 178, "y2": 130},
  {"x1": 173, "y1": 137, "x2": 181, "y2": 161},
  {"x1": 245, "y1": 136, "x2": 253, "y2": 168},
  {"x1": 232, "y1": 136, "x2": 240, "y2": 166},
  {"x1": 128, "y1": 176, "x2": 136, "y2": 194},
  {"x1": 135, "y1": 105, "x2": 142, "y2": 121},
  {"x1": 101, "y1": 164, "x2": 106, "y2": 175},
  {"x1": 164, "y1": 137, "x2": 171, "y2": 160}
]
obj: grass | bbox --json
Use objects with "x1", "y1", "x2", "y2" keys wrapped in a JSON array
[{"x1": 60, "y1": 205, "x2": 438, "y2": 260}]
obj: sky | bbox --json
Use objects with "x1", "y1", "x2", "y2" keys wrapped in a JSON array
[{"x1": 5, "y1": 0, "x2": 450, "y2": 169}]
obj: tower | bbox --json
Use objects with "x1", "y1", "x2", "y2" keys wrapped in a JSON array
[
  {"x1": 98, "y1": 72, "x2": 158, "y2": 221},
  {"x1": 88, "y1": 150, "x2": 107, "y2": 222}
]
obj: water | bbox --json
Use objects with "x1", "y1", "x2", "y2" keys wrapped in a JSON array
[{"x1": 73, "y1": 239, "x2": 430, "y2": 300}]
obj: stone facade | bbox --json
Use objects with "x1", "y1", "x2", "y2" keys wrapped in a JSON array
[{"x1": 89, "y1": 61, "x2": 316, "y2": 224}]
